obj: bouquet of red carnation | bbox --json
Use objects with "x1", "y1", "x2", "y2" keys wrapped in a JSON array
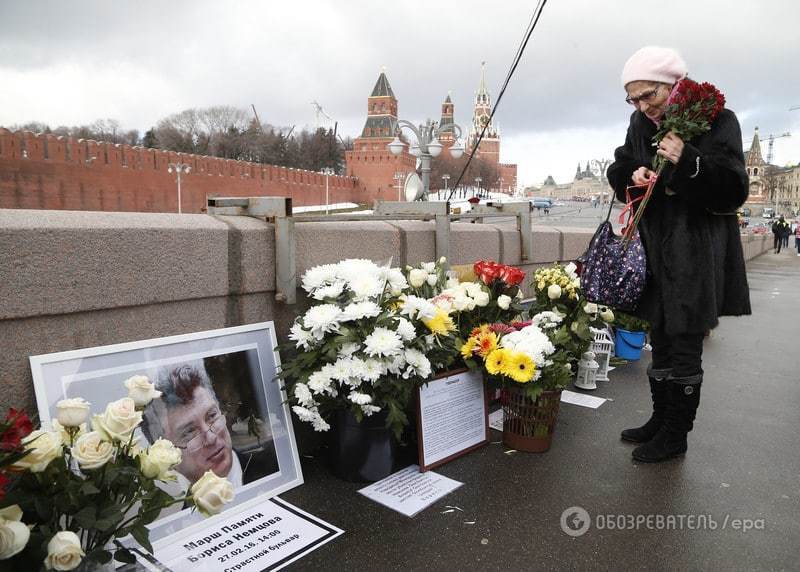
[
  {"x1": 622, "y1": 77, "x2": 725, "y2": 243},
  {"x1": 473, "y1": 260, "x2": 525, "y2": 288}
]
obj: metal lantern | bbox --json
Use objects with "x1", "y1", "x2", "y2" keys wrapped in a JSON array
[
  {"x1": 575, "y1": 351, "x2": 599, "y2": 391},
  {"x1": 590, "y1": 327, "x2": 614, "y2": 382}
]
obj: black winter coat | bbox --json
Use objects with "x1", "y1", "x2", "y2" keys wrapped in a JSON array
[{"x1": 607, "y1": 108, "x2": 751, "y2": 335}]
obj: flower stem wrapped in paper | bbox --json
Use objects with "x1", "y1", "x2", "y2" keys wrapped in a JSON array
[
  {"x1": 281, "y1": 258, "x2": 460, "y2": 440},
  {"x1": 0, "y1": 376, "x2": 234, "y2": 570}
]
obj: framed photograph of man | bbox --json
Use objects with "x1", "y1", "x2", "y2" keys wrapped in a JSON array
[{"x1": 29, "y1": 321, "x2": 303, "y2": 546}]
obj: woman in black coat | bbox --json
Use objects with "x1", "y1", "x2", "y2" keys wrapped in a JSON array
[{"x1": 606, "y1": 46, "x2": 751, "y2": 462}]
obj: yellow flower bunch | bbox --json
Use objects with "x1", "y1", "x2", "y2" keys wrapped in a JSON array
[
  {"x1": 534, "y1": 265, "x2": 579, "y2": 300},
  {"x1": 485, "y1": 348, "x2": 535, "y2": 383},
  {"x1": 423, "y1": 308, "x2": 456, "y2": 336}
]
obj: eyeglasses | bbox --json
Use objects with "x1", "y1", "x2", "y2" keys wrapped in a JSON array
[
  {"x1": 625, "y1": 85, "x2": 661, "y2": 106},
  {"x1": 174, "y1": 408, "x2": 227, "y2": 452}
]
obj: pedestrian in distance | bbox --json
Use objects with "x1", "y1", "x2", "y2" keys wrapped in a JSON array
[
  {"x1": 795, "y1": 221, "x2": 800, "y2": 256},
  {"x1": 772, "y1": 215, "x2": 790, "y2": 254},
  {"x1": 607, "y1": 46, "x2": 751, "y2": 463}
]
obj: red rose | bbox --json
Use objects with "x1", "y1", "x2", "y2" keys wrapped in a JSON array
[
  {"x1": 1, "y1": 408, "x2": 33, "y2": 452},
  {"x1": 500, "y1": 266, "x2": 525, "y2": 286},
  {"x1": 0, "y1": 472, "x2": 8, "y2": 501}
]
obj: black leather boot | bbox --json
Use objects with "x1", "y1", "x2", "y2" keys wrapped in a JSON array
[
  {"x1": 620, "y1": 367, "x2": 671, "y2": 443},
  {"x1": 632, "y1": 374, "x2": 702, "y2": 462}
]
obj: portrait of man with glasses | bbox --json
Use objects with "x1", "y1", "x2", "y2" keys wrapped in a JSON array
[{"x1": 141, "y1": 359, "x2": 279, "y2": 488}]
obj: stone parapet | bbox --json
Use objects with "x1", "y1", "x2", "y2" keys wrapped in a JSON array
[{"x1": 0, "y1": 209, "x2": 772, "y2": 413}]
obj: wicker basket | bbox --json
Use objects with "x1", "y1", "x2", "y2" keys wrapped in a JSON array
[{"x1": 502, "y1": 387, "x2": 562, "y2": 452}]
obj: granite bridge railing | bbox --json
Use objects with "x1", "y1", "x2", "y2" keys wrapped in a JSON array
[{"x1": 0, "y1": 208, "x2": 773, "y2": 413}]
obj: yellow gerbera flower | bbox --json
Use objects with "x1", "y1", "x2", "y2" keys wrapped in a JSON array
[
  {"x1": 460, "y1": 337, "x2": 477, "y2": 359},
  {"x1": 475, "y1": 331, "x2": 499, "y2": 357},
  {"x1": 485, "y1": 348, "x2": 510, "y2": 376},
  {"x1": 502, "y1": 351, "x2": 536, "y2": 383},
  {"x1": 423, "y1": 308, "x2": 456, "y2": 336}
]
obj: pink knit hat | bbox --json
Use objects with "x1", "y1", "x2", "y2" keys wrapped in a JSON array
[{"x1": 621, "y1": 46, "x2": 688, "y2": 88}]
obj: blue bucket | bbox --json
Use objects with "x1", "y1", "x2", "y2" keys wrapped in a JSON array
[{"x1": 615, "y1": 328, "x2": 646, "y2": 361}]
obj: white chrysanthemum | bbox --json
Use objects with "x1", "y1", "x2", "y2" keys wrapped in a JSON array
[
  {"x1": 307, "y1": 369, "x2": 334, "y2": 395},
  {"x1": 380, "y1": 267, "x2": 408, "y2": 295},
  {"x1": 301, "y1": 264, "x2": 339, "y2": 292},
  {"x1": 329, "y1": 357, "x2": 355, "y2": 382},
  {"x1": 336, "y1": 259, "x2": 381, "y2": 281},
  {"x1": 399, "y1": 295, "x2": 437, "y2": 321},
  {"x1": 362, "y1": 358, "x2": 386, "y2": 382},
  {"x1": 348, "y1": 274, "x2": 384, "y2": 301},
  {"x1": 288, "y1": 322, "x2": 314, "y2": 350},
  {"x1": 394, "y1": 317, "x2": 417, "y2": 342},
  {"x1": 361, "y1": 404, "x2": 382, "y2": 416},
  {"x1": 532, "y1": 311, "x2": 564, "y2": 330},
  {"x1": 344, "y1": 356, "x2": 367, "y2": 386},
  {"x1": 292, "y1": 405, "x2": 331, "y2": 432},
  {"x1": 451, "y1": 294, "x2": 474, "y2": 312},
  {"x1": 293, "y1": 383, "x2": 315, "y2": 407},
  {"x1": 311, "y1": 281, "x2": 345, "y2": 300},
  {"x1": 303, "y1": 304, "x2": 342, "y2": 339},
  {"x1": 338, "y1": 342, "x2": 361, "y2": 358},
  {"x1": 363, "y1": 327, "x2": 404, "y2": 357},
  {"x1": 403, "y1": 348, "x2": 432, "y2": 380},
  {"x1": 348, "y1": 392, "x2": 373, "y2": 405},
  {"x1": 386, "y1": 353, "x2": 407, "y2": 375},
  {"x1": 341, "y1": 301, "x2": 381, "y2": 322},
  {"x1": 431, "y1": 295, "x2": 453, "y2": 313},
  {"x1": 500, "y1": 325, "x2": 556, "y2": 365}
]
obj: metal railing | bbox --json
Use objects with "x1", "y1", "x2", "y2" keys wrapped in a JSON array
[{"x1": 206, "y1": 197, "x2": 533, "y2": 304}]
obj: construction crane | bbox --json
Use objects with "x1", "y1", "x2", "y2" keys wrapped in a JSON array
[
  {"x1": 310, "y1": 100, "x2": 332, "y2": 129},
  {"x1": 745, "y1": 129, "x2": 791, "y2": 165}
]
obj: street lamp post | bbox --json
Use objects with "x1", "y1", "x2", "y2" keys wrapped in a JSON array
[
  {"x1": 474, "y1": 176, "x2": 482, "y2": 199},
  {"x1": 441, "y1": 174, "x2": 450, "y2": 200},
  {"x1": 387, "y1": 119, "x2": 464, "y2": 200},
  {"x1": 393, "y1": 171, "x2": 406, "y2": 201},
  {"x1": 167, "y1": 162, "x2": 191, "y2": 213},
  {"x1": 590, "y1": 158, "x2": 612, "y2": 220},
  {"x1": 321, "y1": 167, "x2": 335, "y2": 214},
  {"x1": 498, "y1": 177, "x2": 505, "y2": 195}
]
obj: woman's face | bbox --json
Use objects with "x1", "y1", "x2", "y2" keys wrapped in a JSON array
[{"x1": 625, "y1": 80, "x2": 672, "y2": 122}]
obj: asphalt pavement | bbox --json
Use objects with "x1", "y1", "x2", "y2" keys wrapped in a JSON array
[{"x1": 280, "y1": 247, "x2": 800, "y2": 571}]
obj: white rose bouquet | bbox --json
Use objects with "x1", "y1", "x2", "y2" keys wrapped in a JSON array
[
  {"x1": 281, "y1": 259, "x2": 459, "y2": 439},
  {"x1": 0, "y1": 376, "x2": 234, "y2": 570}
]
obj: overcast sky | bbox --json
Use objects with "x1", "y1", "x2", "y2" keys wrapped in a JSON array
[{"x1": 2, "y1": 0, "x2": 799, "y2": 186}]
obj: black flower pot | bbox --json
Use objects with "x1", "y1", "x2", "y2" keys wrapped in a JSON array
[{"x1": 328, "y1": 409, "x2": 396, "y2": 482}]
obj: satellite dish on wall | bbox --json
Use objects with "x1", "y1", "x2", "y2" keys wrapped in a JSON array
[{"x1": 404, "y1": 172, "x2": 425, "y2": 202}]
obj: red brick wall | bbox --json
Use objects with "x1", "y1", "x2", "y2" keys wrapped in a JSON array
[
  {"x1": 0, "y1": 129, "x2": 364, "y2": 213},
  {"x1": 345, "y1": 137, "x2": 416, "y2": 203}
]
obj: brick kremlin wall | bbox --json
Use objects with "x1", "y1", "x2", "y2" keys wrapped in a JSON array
[{"x1": 0, "y1": 128, "x2": 365, "y2": 213}]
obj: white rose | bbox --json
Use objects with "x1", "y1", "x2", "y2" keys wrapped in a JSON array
[
  {"x1": 190, "y1": 471, "x2": 235, "y2": 517},
  {"x1": 139, "y1": 438, "x2": 182, "y2": 480},
  {"x1": 45, "y1": 531, "x2": 84, "y2": 571},
  {"x1": 583, "y1": 302, "x2": 598, "y2": 314},
  {"x1": 92, "y1": 398, "x2": 142, "y2": 442},
  {"x1": 497, "y1": 294, "x2": 512, "y2": 310},
  {"x1": 51, "y1": 420, "x2": 87, "y2": 445},
  {"x1": 600, "y1": 308, "x2": 615, "y2": 323},
  {"x1": 0, "y1": 505, "x2": 30, "y2": 560},
  {"x1": 123, "y1": 375, "x2": 162, "y2": 408},
  {"x1": 421, "y1": 262, "x2": 436, "y2": 273},
  {"x1": 426, "y1": 274, "x2": 438, "y2": 286},
  {"x1": 473, "y1": 291, "x2": 491, "y2": 307},
  {"x1": 408, "y1": 269, "x2": 428, "y2": 288},
  {"x1": 55, "y1": 398, "x2": 90, "y2": 428},
  {"x1": 547, "y1": 284, "x2": 562, "y2": 300},
  {"x1": 71, "y1": 432, "x2": 114, "y2": 471},
  {"x1": 14, "y1": 430, "x2": 62, "y2": 473}
]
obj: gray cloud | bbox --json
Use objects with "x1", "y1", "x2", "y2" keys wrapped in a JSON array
[{"x1": 1, "y1": 0, "x2": 798, "y2": 185}]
